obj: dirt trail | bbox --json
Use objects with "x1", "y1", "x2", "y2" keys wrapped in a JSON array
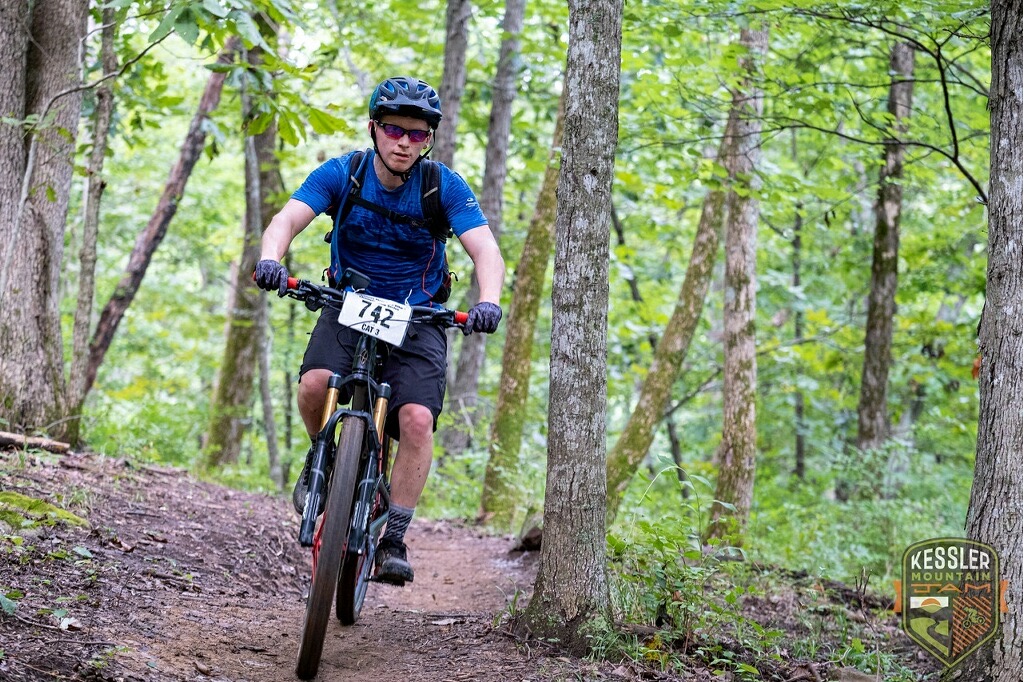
[
  {"x1": 0, "y1": 449, "x2": 941, "y2": 682},
  {"x1": 0, "y1": 450, "x2": 588, "y2": 682}
]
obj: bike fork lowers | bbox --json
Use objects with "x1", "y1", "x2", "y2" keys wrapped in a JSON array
[{"x1": 298, "y1": 374, "x2": 345, "y2": 547}]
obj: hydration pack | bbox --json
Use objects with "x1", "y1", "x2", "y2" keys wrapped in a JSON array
[{"x1": 324, "y1": 150, "x2": 455, "y2": 302}]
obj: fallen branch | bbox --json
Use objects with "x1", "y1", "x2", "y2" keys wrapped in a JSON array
[{"x1": 0, "y1": 430, "x2": 71, "y2": 454}]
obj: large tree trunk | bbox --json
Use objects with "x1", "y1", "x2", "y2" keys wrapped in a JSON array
[
  {"x1": 0, "y1": 2, "x2": 29, "y2": 289},
  {"x1": 604, "y1": 124, "x2": 730, "y2": 523},
  {"x1": 66, "y1": 9, "x2": 118, "y2": 446},
  {"x1": 204, "y1": 43, "x2": 274, "y2": 467},
  {"x1": 0, "y1": 0, "x2": 31, "y2": 431},
  {"x1": 0, "y1": 0, "x2": 88, "y2": 437},
  {"x1": 480, "y1": 93, "x2": 564, "y2": 529},
  {"x1": 855, "y1": 42, "x2": 915, "y2": 451},
  {"x1": 432, "y1": 0, "x2": 471, "y2": 167},
  {"x1": 955, "y1": 1, "x2": 1023, "y2": 679},
  {"x1": 520, "y1": 0, "x2": 621, "y2": 651},
  {"x1": 708, "y1": 26, "x2": 768, "y2": 543},
  {"x1": 440, "y1": 0, "x2": 525, "y2": 458},
  {"x1": 85, "y1": 39, "x2": 239, "y2": 398}
]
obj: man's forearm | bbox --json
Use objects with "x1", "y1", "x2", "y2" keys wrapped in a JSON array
[
  {"x1": 260, "y1": 218, "x2": 295, "y2": 262},
  {"x1": 260, "y1": 199, "x2": 316, "y2": 261},
  {"x1": 475, "y1": 246, "x2": 505, "y2": 305}
]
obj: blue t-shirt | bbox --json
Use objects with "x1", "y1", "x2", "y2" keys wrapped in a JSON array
[{"x1": 291, "y1": 150, "x2": 487, "y2": 305}]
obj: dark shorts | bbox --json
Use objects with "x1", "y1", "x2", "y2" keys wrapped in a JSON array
[{"x1": 299, "y1": 308, "x2": 448, "y2": 440}]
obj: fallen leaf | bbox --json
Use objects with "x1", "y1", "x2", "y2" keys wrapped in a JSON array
[
  {"x1": 194, "y1": 660, "x2": 212, "y2": 675},
  {"x1": 430, "y1": 618, "x2": 460, "y2": 626},
  {"x1": 59, "y1": 617, "x2": 82, "y2": 631},
  {"x1": 108, "y1": 537, "x2": 134, "y2": 553}
]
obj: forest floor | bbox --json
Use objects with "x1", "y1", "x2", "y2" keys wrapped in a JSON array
[{"x1": 0, "y1": 449, "x2": 944, "y2": 682}]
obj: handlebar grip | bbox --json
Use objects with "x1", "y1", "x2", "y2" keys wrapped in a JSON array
[
  {"x1": 454, "y1": 310, "x2": 469, "y2": 325},
  {"x1": 287, "y1": 277, "x2": 299, "y2": 290}
]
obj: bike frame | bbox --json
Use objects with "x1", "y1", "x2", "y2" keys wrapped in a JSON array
[{"x1": 299, "y1": 332, "x2": 391, "y2": 551}]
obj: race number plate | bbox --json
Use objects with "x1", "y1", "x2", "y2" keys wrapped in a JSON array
[{"x1": 338, "y1": 292, "x2": 411, "y2": 347}]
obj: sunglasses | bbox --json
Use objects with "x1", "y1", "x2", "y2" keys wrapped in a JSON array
[{"x1": 375, "y1": 121, "x2": 431, "y2": 144}]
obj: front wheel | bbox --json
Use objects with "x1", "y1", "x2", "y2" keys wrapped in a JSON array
[
  {"x1": 295, "y1": 416, "x2": 366, "y2": 680},
  {"x1": 336, "y1": 491, "x2": 383, "y2": 625}
]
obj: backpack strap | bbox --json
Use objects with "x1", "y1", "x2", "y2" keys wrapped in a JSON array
[
  {"x1": 337, "y1": 150, "x2": 369, "y2": 227},
  {"x1": 418, "y1": 160, "x2": 452, "y2": 242},
  {"x1": 329, "y1": 152, "x2": 453, "y2": 242}
]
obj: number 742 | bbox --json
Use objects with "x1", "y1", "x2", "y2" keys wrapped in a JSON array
[{"x1": 360, "y1": 300, "x2": 394, "y2": 328}]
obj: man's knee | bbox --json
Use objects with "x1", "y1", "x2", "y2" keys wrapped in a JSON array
[
  {"x1": 298, "y1": 370, "x2": 331, "y2": 414},
  {"x1": 398, "y1": 404, "x2": 434, "y2": 441}
]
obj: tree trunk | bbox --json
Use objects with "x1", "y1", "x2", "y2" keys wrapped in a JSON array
[
  {"x1": 955, "y1": 1, "x2": 1023, "y2": 679},
  {"x1": 432, "y1": 0, "x2": 472, "y2": 168},
  {"x1": 0, "y1": 0, "x2": 31, "y2": 431},
  {"x1": 85, "y1": 39, "x2": 239, "y2": 398},
  {"x1": 708, "y1": 26, "x2": 768, "y2": 543},
  {"x1": 855, "y1": 42, "x2": 915, "y2": 451},
  {"x1": 66, "y1": 9, "x2": 118, "y2": 446},
  {"x1": 440, "y1": 0, "x2": 525, "y2": 458},
  {"x1": 520, "y1": 0, "x2": 621, "y2": 650},
  {"x1": 792, "y1": 208, "x2": 806, "y2": 479},
  {"x1": 204, "y1": 44, "x2": 271, "y2": 468},
  {"x1": 0, "y1": 0, "x2": 88, "y2": 437},
  {"x1": 0, "y1": 2, "x2": 28, "y2": 236},
  {"x1": 480, "y1": 92, "x2": 564, "y2": 529},
  {"x1": 257, "y1": 295, "x2": 283, "y2": 489},
  {"x1": 604, "y1": 129, "x2": 729, "y2": 522}
]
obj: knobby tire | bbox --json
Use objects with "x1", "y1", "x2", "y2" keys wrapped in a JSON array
[{"x1": 295, "y1": 416, "x2": 366, "y2": 680}]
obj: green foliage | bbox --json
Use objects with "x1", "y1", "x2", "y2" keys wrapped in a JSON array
[
  {"x1": 0, "y1": 493, "x2": 89, "y2": 531},
  {"x1": 605, "y1": 479, "x2": 787, "y2": 677},
  {"x1": 51, "y1": 2, "x2": 992, "y2": 643},
  {"x1": 0, "y1": 587, "x2": 22, "y2": 615}
]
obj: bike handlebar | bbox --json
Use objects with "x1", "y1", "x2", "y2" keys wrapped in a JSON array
[{"x1": 280, "y1": 277, "x2": 469, "y2": 326}]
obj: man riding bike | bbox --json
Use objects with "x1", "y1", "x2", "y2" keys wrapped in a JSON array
[{"x1": 254, "y1": 76, "x2": 505, "y2": 585}]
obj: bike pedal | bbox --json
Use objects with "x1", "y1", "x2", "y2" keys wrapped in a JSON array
[{"x1": 369, "y1": 575, "x2": 406, "y2": 587}]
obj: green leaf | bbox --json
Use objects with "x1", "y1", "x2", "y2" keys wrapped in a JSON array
[
  {"x1": 72, "y1": 546, "x2": 93, "y2": 559},
  {"x1": 246, "y1": 112, "x2": 274, "y2": 137},
  {"x1": 231, "y1": 11, "x2": 270, "y2": 50},
  {"x1": 174, "y1": 7, "x2": 200, "y2": 45},
  {"x1": 308, "y1": 108, "x2": 350, "y2": 135},
  {"x1": 202, "y1": 0, "x2": 230, "y2": 18},
  {"x1": 0, "y1": 594, "x2": 17, "y2": 615},
  {"x1": 737, "y1": 663, "x2": 760, "y2": 675},
  {"x1": 150, "y1": 5, "x2": 185, "y2": 43},
  {"x1": 277, "y1": 112, "x2": 300, "y2": 146}
]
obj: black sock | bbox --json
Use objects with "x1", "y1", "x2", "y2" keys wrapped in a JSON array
[{"x1": 382, "y1": 504, "x2": 414, "y2": 545}]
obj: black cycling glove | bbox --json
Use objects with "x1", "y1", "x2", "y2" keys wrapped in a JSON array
[
  {"x1": 254, "y1": 259, "x2": 289, "y2": 296},
  {"x1": 463, "y1": 302, "x2": 502, "y2": 335}
]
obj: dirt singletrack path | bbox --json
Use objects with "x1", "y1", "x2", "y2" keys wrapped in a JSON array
[{"x1": 0, "y1": 451, "x2": 590, "y2": 682}]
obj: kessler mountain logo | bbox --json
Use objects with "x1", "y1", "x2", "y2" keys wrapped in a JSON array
[{"x1": 894, "y1": 538, "x2": 1007, "y2": 668}]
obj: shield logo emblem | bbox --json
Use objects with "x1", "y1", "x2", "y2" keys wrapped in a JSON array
[{"x1": 897, "y1": 538, "x2": 1001, "y2": 667}]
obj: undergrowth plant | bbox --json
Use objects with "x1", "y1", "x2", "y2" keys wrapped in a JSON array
[{"x1": 604, "y1": 472, "x2": 784, "y2": 678}]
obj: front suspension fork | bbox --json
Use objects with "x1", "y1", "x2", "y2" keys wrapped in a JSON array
[{"x1": 298, "y1": 375, "x2": 345, "y2": 547}]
